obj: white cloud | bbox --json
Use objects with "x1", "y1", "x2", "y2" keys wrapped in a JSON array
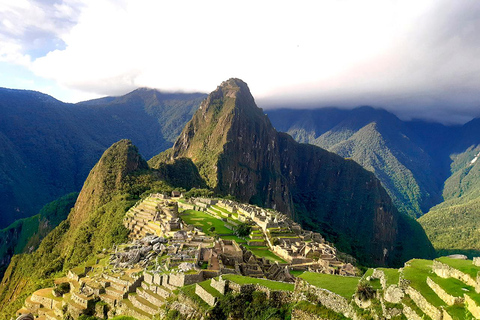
[{"x1": 2, "y1": 0, "x2": 480, "y2": 122}]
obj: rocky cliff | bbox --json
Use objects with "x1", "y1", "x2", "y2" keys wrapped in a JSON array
[{"x1": 151, "y1": 78, "x2": 434, "y2": 266}]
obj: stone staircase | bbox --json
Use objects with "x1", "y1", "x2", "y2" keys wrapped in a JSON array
[{"x1": 124, "y1": 196, "x2": 163, "y2": 239}]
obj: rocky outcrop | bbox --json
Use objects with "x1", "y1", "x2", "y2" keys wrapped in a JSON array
[{"x1": 155, "y1": 78, "x2": 433, "y2": 266}]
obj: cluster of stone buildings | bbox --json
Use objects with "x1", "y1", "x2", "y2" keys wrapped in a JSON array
[
  {"x1": 184, "y1": 197, "x2": 356, "y2": 276},
  {"x1": 14, "y1": 194, "x2": 357, "y2": 320}
]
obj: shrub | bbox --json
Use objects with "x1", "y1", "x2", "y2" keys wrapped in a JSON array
[{"x1": 356, "y1": 281, "x2": 375, "y2": 301}]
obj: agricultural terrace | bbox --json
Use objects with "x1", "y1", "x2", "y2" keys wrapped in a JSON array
[
  {"x1": 180, "y1": 209, "x2": 233, "y2": 234},
  {"x1": 436, "y1": 256, "x2": 480, "y2": 279},
  {"x1": 179, "y1": 208, "x2": 287, "y2": 263},
  {"x1": 221, "y1": 274, "x2": 295, "y2": 291},
  {"x1": 376, "y1": 268, "x2": 400, "y2": 286},
  {"x1": 299, "y1": 272, "x2": 360, "y2": 299},
  {"x1": 402, "y1": 259, "x2": 472, "y2": 318}
]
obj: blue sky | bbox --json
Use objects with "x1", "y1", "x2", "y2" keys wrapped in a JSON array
[{"x1": 1, "y1": 0, "x2": 480, "y2": 124}]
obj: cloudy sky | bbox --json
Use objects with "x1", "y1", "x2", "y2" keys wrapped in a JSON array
[{"x1": 1, "y1": 0, "x2": 479, "y2": 124}]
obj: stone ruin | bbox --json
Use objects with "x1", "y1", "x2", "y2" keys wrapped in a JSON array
[{"x1": 111, "y1": 235, "x2": 167, "y2": 268}]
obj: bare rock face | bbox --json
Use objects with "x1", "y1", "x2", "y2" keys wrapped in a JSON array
[{"x1": 158, "y1": 78, "x2": 434, "y2": 266}]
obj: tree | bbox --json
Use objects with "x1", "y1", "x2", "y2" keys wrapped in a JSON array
[{"x1": 234, "y1": 223, "x2": 251, "y2": 237}]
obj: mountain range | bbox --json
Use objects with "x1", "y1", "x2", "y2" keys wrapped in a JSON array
[
  {"x1": 2, "y1": 79, "x2": 480, "y2": 279},
  {"x1": 267, "y1": 107, "x2": 480, "y2": 256},
  {"x1": 0, "y1": 87, "x2": 206, "y2": 229}
]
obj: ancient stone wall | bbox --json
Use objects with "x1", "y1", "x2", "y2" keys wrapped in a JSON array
[
  {"x1": 371, "y1": 269, "x2": 387, "y2": 290},
  {"x1": 473, "y1": 257, "x2": 480, "y2": 267},
  {"x1": 168, "y1": 273, "x2": 185, "y2": 287},
  {"x1": 211, "y1": 277, "x2": 228, "y2": 295},
  {"x1": 401, "y1": 303, "x2": 423, "y2": 320},
  {"x1": 294, "y1": 279, "x2": 355, "y2": 318},
  {"x1": 432, "y1": 261, "x2": 478, "y2": 291},
  {"x1": 144, "y1": 272, "x2": 153, "y2": 284},
  {"x1": 405, "y1": 286, "x2": 442, "y2": 320},
  {"x1": 426, "y1": 277, "x2": 463, "y2": 306},
  {"x1": 465, "y1": 294, "x2": 480, "y2": 319},
  {"x1": 184, "y1": 273, "x2": 205, "y2": 285},
  {"x1": 71, "y1": 292, "x2": 95, "y2": 309},
  {"x1": 383, "y1": 285, "x2": 404, "y2": 303},
  {"x1": 443, "y1": 309, "x2": 453, "y2": 320},
  {"x1": 129, "y1": 294, "x2": 157, "y2": 315},
  {"x1": 291, "y1": 309, "x2": 324, "y2": 320},
  {"x1": 177, "y1": 202, "x2": 195, "y2": 211},
  {"x1": 195, "y1": 284, "x2": 217, "y2": 306},
  {"x1": 103, "y1": 274, "x2": 130, "y2": 287},
  {"x1": 31, "y1": 292, "x2": 54, "y2": 309}
]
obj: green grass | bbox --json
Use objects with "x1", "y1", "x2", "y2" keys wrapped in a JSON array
[
  {"x1": 403, "y1": 259, "x2": 446, "y2": 308},
  {"x1": 245, "y1": 246, "x2": 287, "y2": 263},
  {"x1": 212, "y1": 205, "x2": 231, "y2": 215},
  {"x1": 221, "y1": 274, "x2": 294, "y2": 291},
  {"x1": 377, "y1": 268, "x2": 400, "y2": 286},
  {"x1": 445, "y1": 304, "x2": 467, "y2": 320},
  {"x1": 436, "y1": 257, "x2": 480, "y2": 279},
  {"x1": 362, "y1": 268, "x2": 374, "y2": 279},
  {"x1": 178, "y1": 283, "x2": 210, "y2": 310},
  {"x1": 180, "y1": 210, "x2": 233, "y2": 234},
  {"x1": 369, "y1": 278, "x2": 382, "y2": 290},
  {"x1": 110, "y1": 316, "x2": 140, "y2": 320},
  {"x1": 431, "y1": 275, "x2": 474, "y2": 298},
  {"x1": 198, "y1": 279, "x2": 222, "y2": 297},
  {"x1": 299, "y1": 272, "x2": 360, "y2": 299},
  {"x1": 220, "y1": 235, "x2": 248, "y2": 244},
  {"x1": 289, "y1": 270, "x2": 305, "y2": 277}
]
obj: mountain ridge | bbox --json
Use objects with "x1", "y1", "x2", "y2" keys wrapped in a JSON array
[
  {"x1": 0, "y1": 86, "x2": 206, "y2": 228},
  {"x1": 152, "y1": 78, "x2": 435, "y2": 266}
]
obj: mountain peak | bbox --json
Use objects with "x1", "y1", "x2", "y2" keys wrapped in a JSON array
[
  {"x1": 166, "y1": 78, "x2": 434, "y2": 265},
  {"x1": 70, "y1": 139, "x2": 148, "y2": 227}
]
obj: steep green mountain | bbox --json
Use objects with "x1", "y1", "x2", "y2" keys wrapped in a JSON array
[
  {"x1": 267, "y1": 107, "x2": 444, "y2": 218},
  {"x1": 0, "y1": 88, "x2": 205, "y2": 229},
  {"x1": 151, "y1": 78, "x2": 435, "y2": 266},
  {"x1": 0, "y1": 192, "x2": 77, "y2": 277},
  {"x1": 418, "y1": 143, "x2": 480, "y2": 256}
]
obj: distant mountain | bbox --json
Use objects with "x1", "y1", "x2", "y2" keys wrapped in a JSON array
[
  {"x1": 418, "y1": 141, "x2": 480, "y2": 256},
  {"x1": 151, "y1": 79, "x2": 435, "y2": 266},
  {"x1": 267, "y1": 107, "x2": 445, "y2": 218},
  {"x1": 0, "y1": 88, "x2": 205, "y2": 228},
  {"x1": 267, "y1": 106, "x2": 480, "y2": 256},
  {"x1": 0, "y1": 192, "x2": 77, "y2": 277}
]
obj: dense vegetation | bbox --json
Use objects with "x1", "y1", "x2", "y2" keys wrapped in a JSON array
[
  {"x1": 419, "y1": 144, "x2": 480, "y2": 256},
  {"x1": 0, "y1": 192, "x2": 78, "y2": 277},
  {"x1": 0, "y1": 87, "x2": 205, "y2": 229},
  {"x1": 267, "y1": 107, "x2": 444, "y2": 218}
]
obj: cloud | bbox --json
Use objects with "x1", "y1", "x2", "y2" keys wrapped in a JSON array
[
  {"x1": 0, "y1": 0, "x2": 82, "y2": 64},
  {"x1": 2, "y1": 0, "x2": 480, "y2": 123}
]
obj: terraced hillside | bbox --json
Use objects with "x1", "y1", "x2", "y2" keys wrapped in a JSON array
[{"x1": 14, "y1": 192, "x2": 480, "y2": 319}]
